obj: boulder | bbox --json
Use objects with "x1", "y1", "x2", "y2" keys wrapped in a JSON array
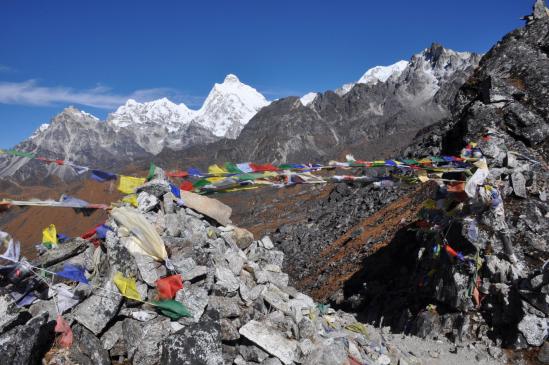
[
  {"x1": 161, "y1": 314, "x2": 224, "y2": 365},
  {"x1": 239, "y1": 320, "x2": 298, "y2": 365},
  {"x1": 0, "y1": 313, "x2": 53, "y2": 365},
  {"x1": 518, "y1": 314, "x2": 548, "y2": 346}
]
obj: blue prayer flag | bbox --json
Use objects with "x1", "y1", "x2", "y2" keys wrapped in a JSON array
[
  {"x1": 90, "y1": 170, "x2": 117, "y2": 182},
  {"x1": 56, "y1": 264, "x2": 89, "y2": 284},
  {"x1": 95, "y1": 224, "x2": 112, "y2": 239},
  {"x1": 170, "y1": 183, "x2": 181, "y2": 198},
  {"x1": 187, "y1": 167, "x2": 203, "y2": 177}
]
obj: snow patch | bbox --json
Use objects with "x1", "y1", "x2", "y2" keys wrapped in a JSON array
[
  {"x1": 300, "y1": 92, "x2": 317, "y2": 106},
  {"x1": 358, "y1": 60, "x2": 409, "y2": 85},
  {"x1": 30, "y1": 123, "x2": 50, "y2": 139}
]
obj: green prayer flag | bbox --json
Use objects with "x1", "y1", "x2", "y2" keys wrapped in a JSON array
[
  {"x1": 8, "y1": 150, "x2": 36, "y2": 158},
  {"x1": 430, "y1": 156, "x2": 445, "y2": 163},
  {"x1": 237, "y1": 173, "x2": 265, "y2": 181},
  {"x1": 193, "y1": 179, "x2": 210, "y2": 188},
  {"x1": 224, "y1": 162, "x2": 243, "y2": 174},
  {"x1": 153, "y1": 300, "x2": 191, "y2": 319},
  {"x1": 147, "y1": 162, "x2": 156, "y2": 181},
  {"x1": 402, "y1": 159, "x2": 418, "y2": 165}
]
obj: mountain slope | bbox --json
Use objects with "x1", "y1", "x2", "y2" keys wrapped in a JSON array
[{"x1": 154, "y1": 44, "x2": 482, "y2": 168}]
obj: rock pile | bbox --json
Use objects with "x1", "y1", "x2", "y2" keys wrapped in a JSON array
[{"x1": 0, "y1": 168, "x2": 498, "y2": 364}]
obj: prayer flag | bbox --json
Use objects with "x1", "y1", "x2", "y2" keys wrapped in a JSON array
[
  {"x1": 118, "y1": 176, "x2": 146, "y2": 194},
  {"x1": 122, "y1": 194, "x2": 138, "y2": 207},
  {"x1": 90, "y1": 169, "x2": 117, "y2": 182},
  {"x1": 55, "y1": 315, "x2": 73, "y2": 348},
  {"x1": 208, "y1": 164, "x2": 229, "y2": 176},
  {"x1": 56, "y1": 264, "x2": 89, "y2": 284},
  {"x1": 42, "y1": 224, "x2": 58, "y2": 249},
  {"x1": 249, "y1": 163, "x2": 278, "y2": 172},
  {"x1": 156, "y1": 274, "x2": 183, "y2": 300},
  {"x1": 224, "y1": 162, "x2": 243, "y2": 174},
  {"x1": 147, "y1": 162, "x2": 156, "y2": 180},
  {"x1": 236, "y1": 163, "x2": 253, "y2": 173},
  {"x1": 153, "y1": 300, "x2": 191, "y2": 319},
  {"x1": 179, "y1": 180, "x2": 194, "y2": 191},
  {"x1": 166, "y1": 170, "x2": 189, "y2": 178},
  {"x1": 170, "y1": 183, "x2": 181, "y2": 198},
  {"x1": 0, "y1": 231, "x2": 20, "y2": 262},
  {"x1": 187, "y1": 167, "x2": 203, "y2": 177},
  {"x1": 113, "y1": 272, "x2": 142, "y2": 301}
]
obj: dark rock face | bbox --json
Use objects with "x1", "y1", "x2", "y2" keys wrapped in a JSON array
[
  {"x1": 160, "y1": 311, "x2": 224, "y2": 365},
  {"x1": 0, "y1": 313, "x2": 54, "y2": 365}
]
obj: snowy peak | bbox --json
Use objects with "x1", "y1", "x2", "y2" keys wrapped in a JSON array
[
  {"x1": 108, "y1": 98, "x2": 195, "y2": 132},
  {"x1": 194, "y1": 74, "x2": 270, "y2": 138},
  {"x1": 357, "y1": 60, "x2": 409, "y2": 85}
]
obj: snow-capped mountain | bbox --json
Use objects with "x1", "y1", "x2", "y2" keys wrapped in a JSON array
[
  {"x1": 109, "y1": 98, "x2": 195, "y2": 132},
  {"x1": 202, "y1": 43, "x2": 482, "y2": 165},
  {"x1": 0, "y1": 75, "x2": 270, "y2": 181},
  {"x1": 192, "y1": 74, "x2": 270, "y2": 139},
  {"x1": 106, "y1": 74, "x2": 269, "y2": 153}
]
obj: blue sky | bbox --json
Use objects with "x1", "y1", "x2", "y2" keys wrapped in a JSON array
[{"x1": 0, "y1": 0, "x2": 531, "y2": 148}]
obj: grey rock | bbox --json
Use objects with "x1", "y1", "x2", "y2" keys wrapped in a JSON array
[
  {"x1": 136, "y1": 179, "x2": 171, "y2": 197},
  {"x1": 262, "y1": 358, "x2": 283, "y2": 365},
  {"x1": 100, "y1": 320, "x2": 123, "y2": 350},
  {"x1": 119, "y1": 308, "x2": 158, "y2": 321},
  {"x1": 208, "y1": 295, "x2": 242, "y2": 318},
  {"x1": 220, "y1": 318, "x2": 240, "y2": 341},
  {"x1": 33, "y1": 237, "x2": 88, "y2": 267},
  {"x1": 238, "y1": 344, "x2": 270, "y2": 362},
  {"x1": 0, "y1": 294, "x2": 28, "y2": 334},
  {"x1": 512, "y1": 172, "x2": 528, "y2": 198},
  {"x1": 215, "y1": 266, "x2": 241, "y2": 292},
  {"x1": 175, "y1": 284, "x2": 209, "y2": 323},
  {"x1": 261, "y1": 236, "x2": 275, "y2": 250},
  {"x1": 137, "y1": 191, "x2": 159, "y2": 212},
  {"x1": 134, "y1": 253, "x2": 165, "y2": 286},
  {"x1": 239, "y1": 320, "x2": 298, "y2": 365},
  {"x1": 518, "y1": 314, "x2": 548, "y2": 346},
  {"x1": 163, "y1": 192, "x2": 176, "y2": 214},
  {"x1": 69, "y1": 324, "x2": 111, "y2": 365},
  {"x1": 0, "y1": 313, "x2": 53, "y2": 365},
  {"x1": 302, "y1": 339, "x2": 348, "y2": 365},
  {"x1": 124, "y1": 318, "x2": 172, "y2": 365},
  {"x1": 161, "y1": 315, "x2": 224, "y2": 365},
  {"x1": 165, "y1": 213, "x2": 182, "y2": 237},
  {"x1": 73, "y1": 280, "x2": 122, "y2": 335}
]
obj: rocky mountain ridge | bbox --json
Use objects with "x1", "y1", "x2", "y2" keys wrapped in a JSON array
[{"x1": 152, "y1": 43, "x2": 481, "y2": 168}]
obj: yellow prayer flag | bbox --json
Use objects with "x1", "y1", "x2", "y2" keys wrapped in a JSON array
[
  {"x1": 207, "y1": 164, "x2": 229, "y2": 176},
  {"x1": 205, "y1": 177, "x2": 226, "y2": 183},
  {"x1": 417, "y1": 170, "x2": 430, "y2": 183},
  {"x1": 118, "y1": 176, "x2": 146, "y2": 194},
  {"x1": 113, "y1": 272, "x2": 142, "y2": 301},
  {"x1": 42, "y1": 224, "x2": 58, "y2": 248},
  {"x1": 121, "y1": 194, "x2": 138, "y2": 207}
]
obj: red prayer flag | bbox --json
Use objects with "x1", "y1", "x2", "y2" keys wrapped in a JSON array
[
  {"x1": 179, "y1": 180, "x2": 194, "y2": 191},
  {"x1": 167, "y1": 170, "x2": 189, "y2": 178},
  {"x1": 156, "y1": 274, "x2": 183, "y2": 300},
  {"x1": 249, "y1": 163, "x2": 279, "y2": 172},
  {"x1": 445, "y1": 244, "x2": 459, "y2": 258},
  {"x1": 55, "y1": 315, "x2": 73, "y2": 348}
]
